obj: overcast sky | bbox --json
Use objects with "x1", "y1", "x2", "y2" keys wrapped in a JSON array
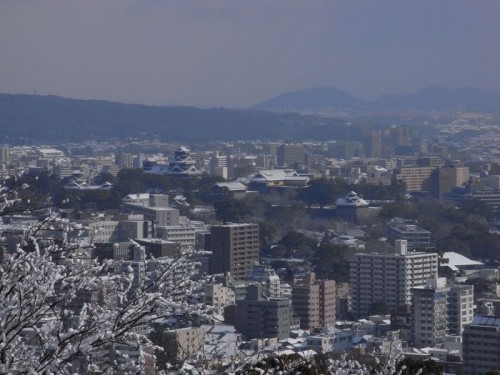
[{"x1": 0, "y1": 0, "x2": 498, "y2": 108}]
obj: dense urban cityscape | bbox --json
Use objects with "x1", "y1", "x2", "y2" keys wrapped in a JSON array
[
  {"x1": 1, "y1": 107, "x2": 500, "y2": 374},
  {"x1": 2, "y1": 1, "x2": 500, "y2": 374}
]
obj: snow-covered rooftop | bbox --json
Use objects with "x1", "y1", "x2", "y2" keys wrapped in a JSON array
[
  {"x1": 442, "y1": 251, "x2": 483, "y2": 272},
  {"x1": 215, "y1": 181, "x2": 247, "y2": 191}
]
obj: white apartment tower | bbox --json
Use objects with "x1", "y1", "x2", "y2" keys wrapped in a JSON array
[
  {"x1": 349, "y1": 240, "x2": 438, "y2": 318},
  {"x1": 448, "y1": 283, "x2": 474, "y2": 335},
  {"x1": 411, "y1": 278, "x2": 474, "y2": 348},
  {"x1": 412, "y1": 277, "x2": 449, "y2": 348}
]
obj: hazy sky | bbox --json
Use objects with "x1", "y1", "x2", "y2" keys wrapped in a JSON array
[{"x1": 0, "y1": 1, "x2": 498, "y2": 108}]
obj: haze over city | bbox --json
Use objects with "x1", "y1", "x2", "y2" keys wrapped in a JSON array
[
  {"x1": 3, "y1": 1, "x2": 500, "y2": 374},
  {"x1": 1, "y1": 0, "x2": 499, "y2": 108}
]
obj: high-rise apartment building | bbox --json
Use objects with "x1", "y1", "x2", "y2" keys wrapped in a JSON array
[
  {"x1": 349, "y1": 240, "x2": 438, "y2": 318},
  {"x1": 292, "y1": 272, "x2": 336, "y2": 330},
  {"x1": 412, "y1": 278, "x2": 449, "y2": 348},
  {"x1": 206, "y1": 223, "x2": 260, "y2": 281},
  {"x1": 447, "y1": 283, "x2": 474, "y2": 335},
  {"x1": 463, "y1": 315, "x2": 500, "y2": 375},
  {"x1": 412, "y1": 278, "x2": 474, "y2": 348}
]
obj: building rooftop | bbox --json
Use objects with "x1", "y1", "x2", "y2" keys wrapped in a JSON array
[
  {"x1": 470, "y1": 315, "x2": 500, "y2": 326},
  {"x1": 336, "y1": 191, "x2": 369, "y2": 207},
  {"x1": 214, "y1": 181, "x2": 247, "y2": 192},
  {"x1": 212, "y1": 222, "x2": 256, "y2": 228},
  {"x1": 442, "y1": 251, "x2": 483, "y2": 272},
  {"x1": 249, "y1": 169, "x2": 309, "y2": 183},
  {"x1": 353, "y1": 250, "x2": 435, "y2": 258}
]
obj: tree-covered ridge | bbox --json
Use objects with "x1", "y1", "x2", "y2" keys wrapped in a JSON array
[{"x1": 0, "y1": 94, "x2": 355, "y2": 143}]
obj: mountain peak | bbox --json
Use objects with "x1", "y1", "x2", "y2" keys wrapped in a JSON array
[
  {"x1": 254, "y1": 87, "x2": 366, "y2": 112},
  {"x1": 255, "y1": 85, "x2": 500, "y2": 113}
]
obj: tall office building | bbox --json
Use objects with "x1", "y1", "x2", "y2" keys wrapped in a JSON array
[
  {"x1": 390, "y1": 126, "x2": 411, "y2": 148},
  {"x1": 206, "y1": 223, "x2": 260, "y2": 281},
  {"x1": 115, "y1": 152, "x2": 133, "y2": 169},
  {"x1": 0, "y1": 146, "x2": 9, "y2": 164},
  {"x1": 463, "y1": 315, "x2": 500, "y2": 375},
  {"x1": 349, "y1": 240, "x2": 438, "y2": 318},
  {"x1": 292, "y1": 272, "x2": 336, "y2": 330},
  {"x1": 364, "y1": 130, "x2": 382, "y2": 159},
  {"x1": 277, "y1": 143, "x2": 306, "y2": 168},
  {"x1": 432, "y1": 165, "x2": 470, "y2": 200}
]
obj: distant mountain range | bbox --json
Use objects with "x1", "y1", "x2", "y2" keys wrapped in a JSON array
[
  {"x1": 1, "y1": 85, "x2": 498, "y2": 144},
  {"x1": 0, "y1": 94, "x2": 352, "y2": 143},
  {"x1": 255, "y1": 85, "x2": 500, "y2": 112}
]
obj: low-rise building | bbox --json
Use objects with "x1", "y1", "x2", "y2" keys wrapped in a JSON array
[
  {"x1": 204, "y1": 283, "x2": 236, "y2": 307},
  {"x1": 235, "y1": 285, "x2": 291, "y2": 340},
  {"x1": 246, "y1": 264, "x2": 281, "y2": 298},
  {"x1": 163, "y1": 327, "x2": 205, "y2": 361},
  {"x1": 386, "y1": 219, "x2": 431, "y2": 249},
  {"x1": 306, "y1": 329, "x2": 353, "y2": 353}
]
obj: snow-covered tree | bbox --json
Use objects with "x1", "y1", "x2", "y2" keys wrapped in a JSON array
[{"x1": 0, "y1": 180, "x2": 206, "y2": 373}]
